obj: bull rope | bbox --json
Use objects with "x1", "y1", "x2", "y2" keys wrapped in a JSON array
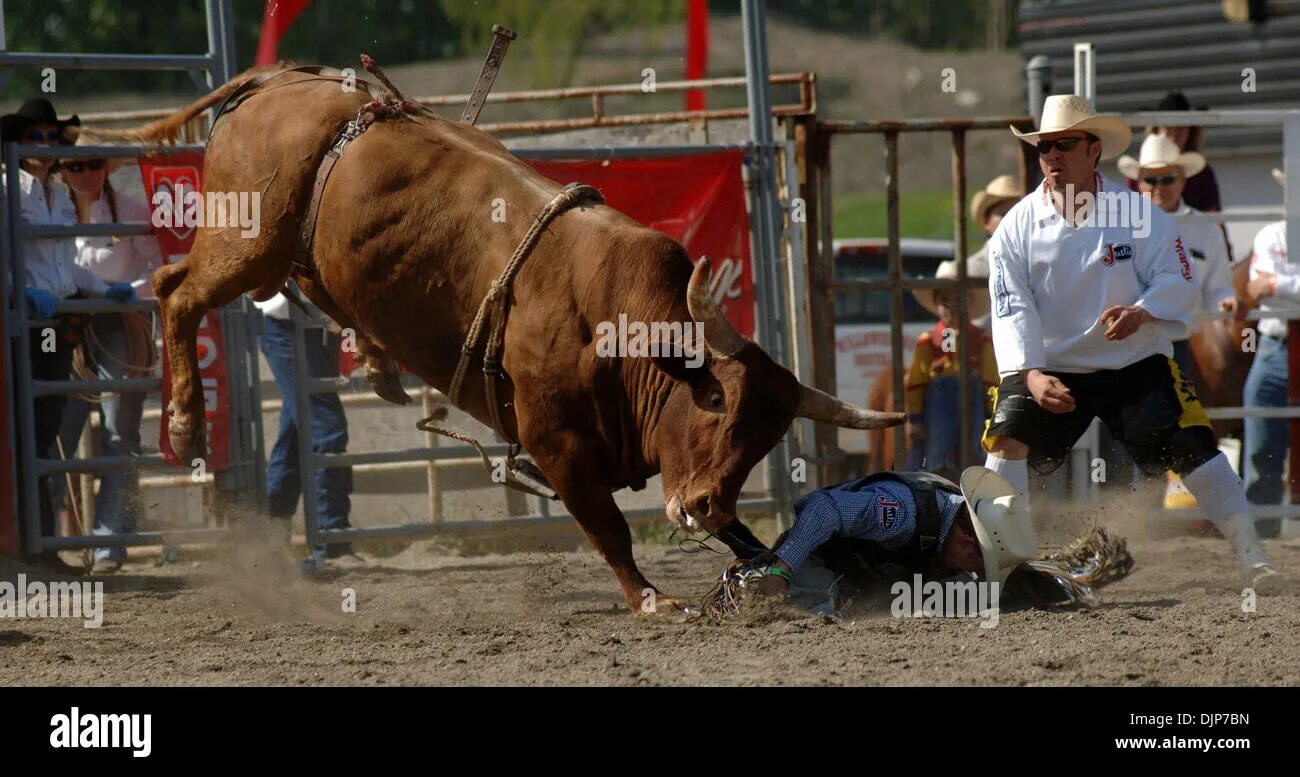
[{"x1": 418, "y1": 182, "x2": 605, "y2": 499}]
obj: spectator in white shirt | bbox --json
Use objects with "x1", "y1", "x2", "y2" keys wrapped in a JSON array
[
  {"x1": 1119, "y1": 134, "x2": 1237, "y2": 376},
  {"x1": 1240, "y1": 169, "x2": 1298, "y2": 538}
]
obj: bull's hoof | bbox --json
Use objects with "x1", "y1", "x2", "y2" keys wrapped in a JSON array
[
  {"x1": 366, "y1": 364, "x2": 412, "y2": 406},
  {"x1": 167, "y1": 406, "x2": 206, "y2": 463},
  {"x1": 631, "y1": 591, "x2": 692, "y2": 617}
]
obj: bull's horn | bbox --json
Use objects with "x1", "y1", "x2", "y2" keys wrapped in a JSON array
[
  {"x1": 796, "y1": 384, "x2": 907, "y2": 429},
  {"x1": 687, "y1": 257, "x2": 747, "y2": 357}
]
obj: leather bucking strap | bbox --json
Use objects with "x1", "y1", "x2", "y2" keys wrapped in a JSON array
[{"x1": 293, "y1": 117, "x2": 367, "y2": 278}]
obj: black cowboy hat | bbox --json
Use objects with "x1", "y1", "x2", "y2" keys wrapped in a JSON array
[
  {"x1": 0, "y1": 98, "x2": 80, "y2": 145},
  {"x1": 1151, "y1": 90, "x2": 1208, "y2": 112}
]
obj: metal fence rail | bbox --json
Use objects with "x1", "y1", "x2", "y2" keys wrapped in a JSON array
[
  {"x1": 0, "y1": 0, "x2": 250, "y2": 558},
  {"x1": 811, "y1": 114, "x2": 1038, "y2": 477}
]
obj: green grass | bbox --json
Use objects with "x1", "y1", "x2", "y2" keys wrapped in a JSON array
[{"x1": 833, "y1": 188, "x2": 988, "y2": 244}]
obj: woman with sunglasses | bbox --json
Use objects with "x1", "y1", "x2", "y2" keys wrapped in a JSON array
[
  {"x1": 52, "y1": 149, "x2": 161, "y2": 574},
  {"x1": 2, "y1": 98, "x2": 135, "y2": 571},
  {"x1": 1118, "y1": 133, "x2": 1237, "y2": 378}
]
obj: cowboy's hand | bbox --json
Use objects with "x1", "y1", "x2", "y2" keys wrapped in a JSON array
[
  {"x1": 1247, "y1": 273, "x2": 1276, "y2": 301},
  {"x1": 1219, "y1": 296, "x2": 1240, "y2": 316},
  {"x1": 105, "y1": 282, "x2": 136, "y2": 303},
  {"x1": 24, "y1": 287, "x2": 56, "y2": 319},
  {"x1": 758, "y1": 561, "x2": 792, "y2": 598},
  {"x1": 1025, "y1": 368, "x2": 1075, "y2": 414},
  {"x1": 1099, "y1": 304, "x2": 1154, "y2": 341}
]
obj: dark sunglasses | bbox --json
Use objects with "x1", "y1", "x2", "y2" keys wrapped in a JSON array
[
  {"x1": 24, "y1": 128, "x2": 62, "y2": 143},
  {"x1": 1035, "y1": 137, "x2": 1089, "y2": 154},
  {"x1": 62, "y1": 159, "x2": 106, "y2": 173},
  {"x1": 1142, "y1": 175, "x2": 1179, "y2": 186}
]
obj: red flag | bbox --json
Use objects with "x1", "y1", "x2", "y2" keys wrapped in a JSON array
[
  {"x1": 684, "y1": 0, "x2": 709, "y2": 111},
  {"x1": 255, "y1": 0, "x2": 312, "y2": 66}
]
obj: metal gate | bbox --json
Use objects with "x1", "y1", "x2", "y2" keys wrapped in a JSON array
[{"x1": 0, "y1": 0, "x2": 265, "y2": 558}]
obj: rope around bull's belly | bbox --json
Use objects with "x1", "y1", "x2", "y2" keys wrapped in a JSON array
[{"x1": 416, "y1": 182, "x2": 605, "y2": 499}]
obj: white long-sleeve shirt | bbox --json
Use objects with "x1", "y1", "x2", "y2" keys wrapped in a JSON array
[
  {"x1": 1249, "y1": 221, "x2": 1298, "y2": 340},
  {"x1": 987, "y1": 174, "x2": 1194, "y2": 376},
  {"x1": 73, "y1": 189, "x2": 164, "y2": 298},
  {"x1": 5, "y1": 168, "x2": 108, "y2": 299},
  {"x1": 1173, "y1": 203, "x2": 1235, "y2": 340}
]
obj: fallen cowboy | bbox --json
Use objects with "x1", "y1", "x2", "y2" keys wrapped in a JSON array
[{"x1": 703, "y1": 466, "x2": 1135, "y2": 621}]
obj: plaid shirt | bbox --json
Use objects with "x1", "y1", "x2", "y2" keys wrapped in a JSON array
[{"x1": 777, "y1": 479, "x2": 964, "y2": 573}]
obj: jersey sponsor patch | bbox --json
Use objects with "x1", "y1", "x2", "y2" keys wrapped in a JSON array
[
  {"x1": 1103, "y1": 243, "x2": 1134, "y2": 266},
  {"x1": 994, "y1": 255, "x2": 1011, "y2": 317},
  {"x1": 877, "y1": 494, "x2": 900, "y2": 530},
  {"x1": 1175, "y1": 236, "x2": 1192, "y2": 281}
]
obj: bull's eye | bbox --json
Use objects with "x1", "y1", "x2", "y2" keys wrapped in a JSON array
[{"x1": 708, "y1": 389, "x2": 725, "y2": 412}]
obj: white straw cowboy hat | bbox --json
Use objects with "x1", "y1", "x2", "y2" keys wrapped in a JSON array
[
  {"x1": 1273, "y1": 168, "x2": 1285, "y2": 186},
  {"x1": 959, "y1": 466, "x2": 1039, "y2": 585},
  {"x1": 1117, "y1": 133, "x2": 1206, "y2": 181},
  {"x1": 1012, "y1": 94, "x2": 1133, "y2": 161},
  {"x1": 970, "y1": 174, "x2": 1022, "y2": 224},
  {"x1": 916, "y1": 254, "x2": 991, "y2": 326}
]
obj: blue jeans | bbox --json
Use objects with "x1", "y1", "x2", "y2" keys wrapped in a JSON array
[
  {"x1": 906, "y1": 376, "x2": 986, "y2": 478},
  {"x1": 1243, "y1": 334, "x2": 1289, "y2": 512},
  {"x1": 51, "y1": 314, "x2": 146, "y2": 563},
  {"x1": 260, "y1": 317, "x2": 353, "y2": 560}
]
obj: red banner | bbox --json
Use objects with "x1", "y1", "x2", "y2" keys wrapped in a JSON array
[
  {"x1": 530, "y1": 151, "x2": 754, "y2": 335},
  {"x1": 342, "y1": 149, "x2": 754, "y2": 377},
  {"x1": 138, "y1": 152, "x2": 232, "y2": 471}
]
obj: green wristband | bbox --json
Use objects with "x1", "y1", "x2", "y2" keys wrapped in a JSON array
[{"x1": 766, "y1": 565, "x2": 793, "y2": 583}]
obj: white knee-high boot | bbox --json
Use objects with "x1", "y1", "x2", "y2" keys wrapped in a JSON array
[
  {"x1": 984, "y1": 455, "x2": 1029, "y2": 500},
  {"x1": 1180, "y1": 454, "x2": 1279, "y2": 588}
]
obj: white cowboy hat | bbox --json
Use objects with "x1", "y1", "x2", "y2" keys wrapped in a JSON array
[
  {"x1": 915, "y1": 254, "x2": 991, "y2": 326},
  {"x1": 970, "y1": 174, "x2": 1022, "y2": 224},
  {"x1": 1012, "y1": 94, "x2": 1133, "y2": 161},
  {"x1": 959, "y1": 466, "x2": 1039, "y2": 585},
  {"x1": 1273, "y1": 168, "x2": 1285, "y2": 186},
  {"x1": 1116, "y1": 133, "x2": 1206, "y2": 181}
]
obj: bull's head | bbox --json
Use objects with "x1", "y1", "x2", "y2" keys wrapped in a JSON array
[{"x1": 653, "y1": 258, "x2": 905, "y2": 534}]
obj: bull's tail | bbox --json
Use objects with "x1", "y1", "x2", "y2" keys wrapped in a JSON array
[{"x1": 74, "y1": 64, "x2": 284, "y2": 146}]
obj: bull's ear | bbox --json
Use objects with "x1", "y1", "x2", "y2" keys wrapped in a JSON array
[{"x1": 648, "y1": 336, "x2": 709, "y2": 386}]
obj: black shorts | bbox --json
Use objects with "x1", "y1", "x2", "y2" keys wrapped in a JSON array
[{"x1": 981, "y1": 354, "x2": 1217, "y2": 477}]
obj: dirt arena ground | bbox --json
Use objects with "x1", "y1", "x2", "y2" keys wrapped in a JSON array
[{"x1": 2, "y1": 509, "x2": 1297, "y2": 687}]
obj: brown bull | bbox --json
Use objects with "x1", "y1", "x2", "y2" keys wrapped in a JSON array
[{"x1": 103, "y1": 65, "x2": 903, "y2": 614}]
